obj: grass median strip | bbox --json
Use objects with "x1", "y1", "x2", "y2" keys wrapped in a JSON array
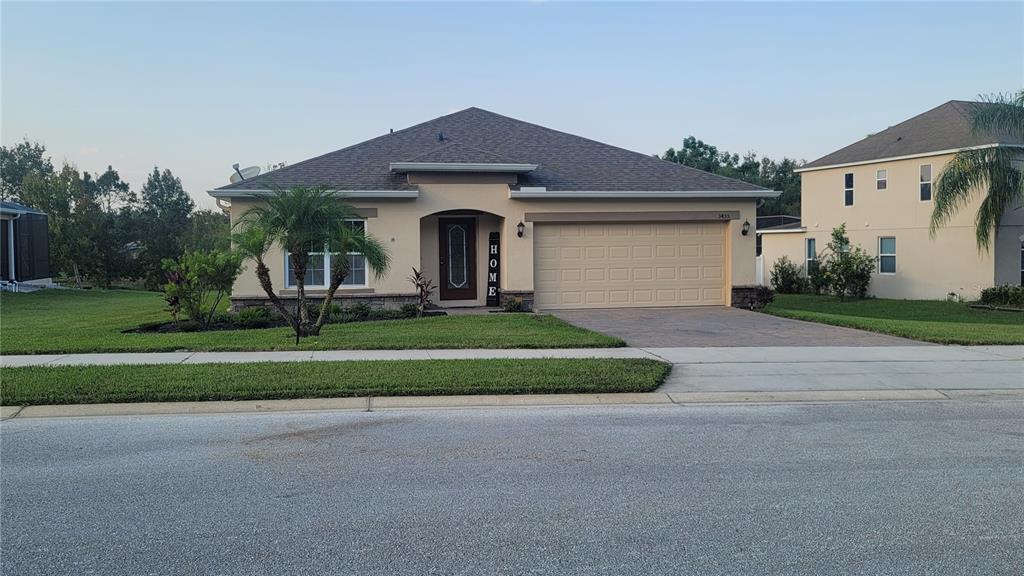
[{"x1": 0, "y1": 358, "x2": 671, "y2": 406}]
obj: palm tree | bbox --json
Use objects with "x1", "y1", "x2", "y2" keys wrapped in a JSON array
[
  {"x1": 931, "y1": 91, "x2": 1024, "y2": 250},
  {"x1": 232, "y1": 186, "x2": 390, "y2": 339}
]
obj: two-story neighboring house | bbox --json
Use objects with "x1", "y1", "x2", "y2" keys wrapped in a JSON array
[{"x1": 760, "y1": 100, "x2": 1024, "y2": 300}]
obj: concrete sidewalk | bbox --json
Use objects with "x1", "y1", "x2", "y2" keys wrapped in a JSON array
[{"x1": 3, "y1": 345, "x2": 1022, "y2": 367}]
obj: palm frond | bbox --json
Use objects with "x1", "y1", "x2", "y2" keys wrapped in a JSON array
[
  {"x1": 971, "y1": 91, "x2": 1024, "y2": 141},
  {"x1": 230, "y1": 224, "x2": 272, "y2": 263},
  {"x1": 328, "y1": 219, "x2": 391, "y2": 280},
  {"x1": 932, "y1": 146, "x2": 1023, "y2": 250}
]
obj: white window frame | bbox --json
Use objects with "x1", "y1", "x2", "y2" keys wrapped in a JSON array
[
  {"x1": 876, "y1": 168, "x2": 887, "y2": 190},
  {"x1": 1019, "y1": 241, "x2": 1023, "y2": 285},
  {"x1": 844, "y1": 173, "x2": 854, "y2": 206},
  {"x1": 805, "y1": 238, "x2": 817, "y2": 273},
  {"x1": 283, "y1": 218, "x2": 369, "y2": 289},
  {"x1": 919, "y1": 164, "x2": 932, "y2": 202},
  {"x1": 878, "y1": 236, "x2": 896, "y2": 275}
]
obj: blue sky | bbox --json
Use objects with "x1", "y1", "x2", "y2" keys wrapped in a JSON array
[{"x1": 2, "y1": 1, "x2": 1021, "y2": 209}]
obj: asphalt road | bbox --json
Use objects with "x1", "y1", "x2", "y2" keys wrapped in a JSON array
[{"x1": 3, "y1": 401, "x2": 1023, "y2": 575}]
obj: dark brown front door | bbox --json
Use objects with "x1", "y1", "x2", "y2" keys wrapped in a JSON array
[{"x1": 439, "y1": 217, "x2": 476, "y2": 301}]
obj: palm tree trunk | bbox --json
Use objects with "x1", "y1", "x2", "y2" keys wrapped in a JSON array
[
  {"x1": 253, "y1": 260, "x2": 297, "y2": 331},
  {"x1": 311, "y1": 264, "x2": 350, "y2": 335},
  {"x1": 291, "y1": 255, "x2": 312, "y2": 335}
]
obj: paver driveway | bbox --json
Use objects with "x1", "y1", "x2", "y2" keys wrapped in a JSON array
[{"x1": 551, "y1": 306, "x2": 919, "y2": 347}]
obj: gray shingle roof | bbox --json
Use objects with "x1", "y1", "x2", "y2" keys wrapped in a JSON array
[
  {"x1": 802, "y1": 100, "x2": 1024, "y2": 170},
  {"x1": 400, "y1": 142, "x2": 529, "y2": 165},
  {"x1": 215, "y1": 107, "x2": 766, "y2": 193}
]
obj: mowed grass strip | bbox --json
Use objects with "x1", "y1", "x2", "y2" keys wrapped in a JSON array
[
  {"x1": 764, "y1": 294, "x2": 1024, "y2": 345},
  {"x1": 0, "y1": 358, "x2": 670, "y2": 405},
  {"x1": 0, "y1": 290, "x2": 623, "y2": 354}
]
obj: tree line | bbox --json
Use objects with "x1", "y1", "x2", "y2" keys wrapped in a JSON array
[
  {"x1": 661, "y1": 136, "x2": 803, "y2": 216},
  {"x1": 0, "y1": 139, "x2": 229, "y2": 289}
]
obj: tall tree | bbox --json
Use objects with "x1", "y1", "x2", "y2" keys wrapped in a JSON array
[
  {"x1": 79, "y1": 167, "x2": 138, "y2": 286},
  {"x1": 183, "y1": 209, "x2": 231, "y2": 253},
  {"x1": 931, "y1": 91, "x2": 1024, "y2": 250},
  {"x1": 662, "y1": 137, "x2": 803, "y2": 216},
  {"x1": 137, "y1": 167, "x2": 194, "y2": 287},
  {"x1": 0, "y1": 139, "x2": 54, "y2": 202}
]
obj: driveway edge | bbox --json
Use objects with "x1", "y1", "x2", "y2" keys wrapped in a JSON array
[{"x1": 4, "y1": 388, "x2": 1022, "y2": 419}]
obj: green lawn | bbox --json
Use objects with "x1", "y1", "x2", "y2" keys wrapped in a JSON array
[
  {"x1": 0, "y1": 290, "x2": 622, "y2": 354},
  {"x1": 764, "y1": 294, "x2": 1024, "y2": 345},
  {"x1": 0, "y1": 358, "x2": 669, "y2": 405}
]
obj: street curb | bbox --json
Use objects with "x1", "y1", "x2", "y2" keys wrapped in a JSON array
[{"x1": 3, "y1": 388, "x2": 1022, "y2": 420}]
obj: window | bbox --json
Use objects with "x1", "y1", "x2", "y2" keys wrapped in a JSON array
[
  {"x1": 844, "y1": 173, "x2": 854, "y2": 206},
  {"x1": 1020, "y1": 242, "x2": 1023, "y2": 285},
  {"x1": 805, "y1": 238, "x2": 817, "y2": 272},
  {"x1": 284, "y1": 219, "x2": 368, "y2": 288},
  {"x1": 919, "y1": 165, "x2": 932, "y2": 201},
  {"x1": 878, "y1": 237, "x2": 896, "y2": 274},
  {"x1": 339, "y1": 219, "x2": 367, "y2": 287},
  {"x1": 876, "y1": 169, "x2": 887, "y2": 190}
]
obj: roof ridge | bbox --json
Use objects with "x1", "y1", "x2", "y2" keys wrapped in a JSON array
[
  {"x1": 465, "y1": 107, "x2": 768, "y2": 191},
  {"x1": 219, "y1": 107, "x2": 480, "y2": 190},
  {"x1": 804, "y1": 100, "x2": 961, "y2": 167},
  {"x1": 403, "y1": 140, "x2": 527, "y2": 164}
]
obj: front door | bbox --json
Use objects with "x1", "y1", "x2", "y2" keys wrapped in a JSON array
[{"x1": 439, "y1": 217, "x2": 476, "y2": 301}]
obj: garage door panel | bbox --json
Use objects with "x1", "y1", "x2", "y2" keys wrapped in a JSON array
[{"x1": 534, "y1": 221, "x2": 727, "y2": 309}]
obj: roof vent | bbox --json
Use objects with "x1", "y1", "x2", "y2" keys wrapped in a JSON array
[{"x1": 437, "y1": 131, "x2": 446, "y2": 142}]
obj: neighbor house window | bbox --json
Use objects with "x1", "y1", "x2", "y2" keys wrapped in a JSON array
[
  {"x1": 805, "y1": 238, "x2": 817, "y2": 272},
  {"x1": 285, "y1": 219, "x2": 368, "y2": 288},
  {"x1": 878, "y1": 236, "x2": 896, "y2": 274},
  {"x1": 844, "y1": 173, "x2": 854, "y2": 206},
  {"x1": 1020, "y1": 241, "x2": 1023, "y2": 285},
  {"x1": 919, "y1": 165, "x2": 932, "y2": 201},
  {"x1": 876, "y1": 169, "x2": 887, "y2": 190}
]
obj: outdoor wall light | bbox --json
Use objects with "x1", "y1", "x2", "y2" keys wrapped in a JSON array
[
  {"x1": 741, "y1": 220, "x2": 750, "y2": 236},
  {"x1": 517, "y1": 221, "x2": 525, "y2": 238}
]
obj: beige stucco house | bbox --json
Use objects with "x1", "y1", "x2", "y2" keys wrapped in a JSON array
[
  {"x1": 760, "y1": 100, "x2": 1024, "y2": 300},
  {"x1": 211, "y1": 108, "x2": 778, "y2": 311}
]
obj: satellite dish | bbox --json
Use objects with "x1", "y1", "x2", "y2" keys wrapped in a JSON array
[{"x1": 229, "y1": 165, "x2": 261, "y2": 183}]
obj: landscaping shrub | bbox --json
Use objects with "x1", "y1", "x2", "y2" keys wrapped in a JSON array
[
  {"x1": 161, "y1": 250, "x2": 244, "y2": 328},
  {"x1": 748, "y1": 285, "x2": 775, "y2": 309},
  {"x1": 807, "y1": 259, "x2": 828, "y2": 295},
  {"x1": 400, "y1": 303, "x2": 420, "y2": 318},
  {"x1": 979, "y1": 284, "x2": 1024, "y2": 308},
  {"x1": 236, "y1": 306, "x2": 273, "y2": 329},
  {"x1": 820, "y1": 224, "x2": 874, "y2": 300},
  {"x1": 502, "y1": 296, "x2": 530, "y2": 313},
  {"x1": 346, "y1": 302, "x2": 372, "y2": 320},
  {"x1": 407, "y1": 267, "x2": 436, "y2": 317},
  {"x1": 769, "y1": 256, "x2": 808, "y2": 294}
]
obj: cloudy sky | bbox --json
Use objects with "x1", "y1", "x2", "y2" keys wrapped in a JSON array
[{"x1": 2, "y1": 1, "x2": 1021, "y2": 209}]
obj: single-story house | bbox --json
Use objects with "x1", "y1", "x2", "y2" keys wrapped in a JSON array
[
  {"x1": 760, "y1": 100, "x2": 1024, "y2": 300},
  {"x1": 0, "y1": 201, "x2": 51, "y2": 289},
  {"x1": 212, "y1": 108, "x2": 779, "y2": 310}
]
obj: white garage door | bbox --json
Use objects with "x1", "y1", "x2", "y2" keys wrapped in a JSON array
[{"x1": 534, "y1": 221, "x2": 726, "y2": 309}]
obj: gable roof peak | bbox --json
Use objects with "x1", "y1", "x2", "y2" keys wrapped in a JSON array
[{"x1": 800, "y1": 98, "x2": 1022, "y2": 171}]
